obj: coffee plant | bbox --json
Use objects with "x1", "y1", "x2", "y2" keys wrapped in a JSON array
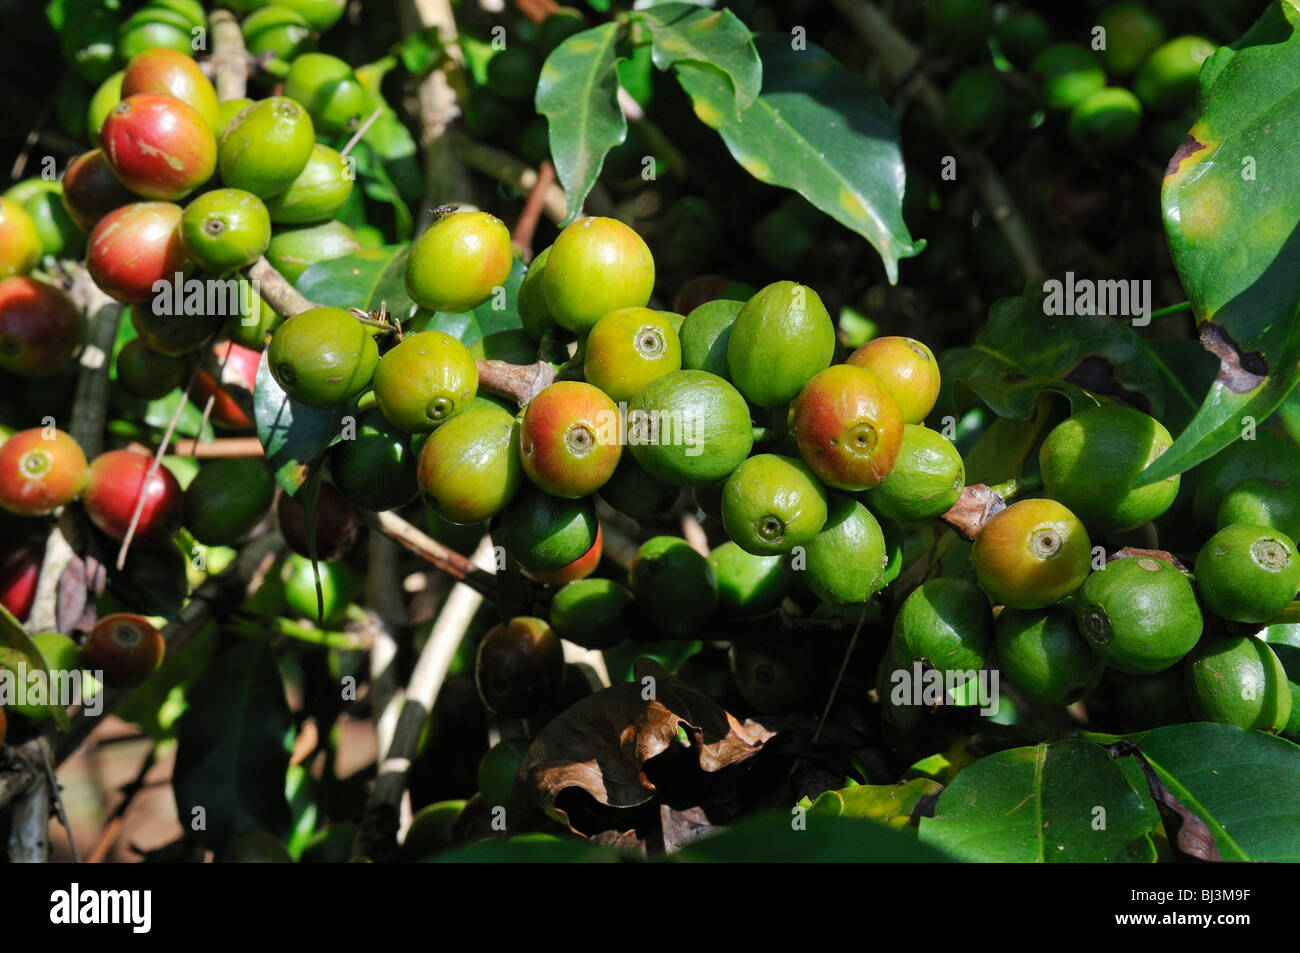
[{"x1": 0, "y1": 0, "x2": 1297, "y2": 867}]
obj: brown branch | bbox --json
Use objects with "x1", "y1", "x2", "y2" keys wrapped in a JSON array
[
  {"x1": 28, "y1": 265, "x2": 122, "y2": 634},
  {"x1": 511, "y1": 160, "x2": 555, "y2": 260},
  {"x1": 401, "y1": 0, "x2": 475, "y2": 233},
  {"x1": 168, "y1": 436, "x2": 266, "y2": 458},
  {"x1": 245, "y1": 255, "x2": 315, "y2": 318},
  {"x1": 368, "y1": 510, "x2": 497, "y2": 599},
  {"x1": 360, "y1": 536, "x2": 496, "y2": 858},
  {"x1": 476, "y1": 358, "x2": 556, "y2": 406},
  {"x1": 209, "y1": 10, "x2": 250, "y2": 102}
]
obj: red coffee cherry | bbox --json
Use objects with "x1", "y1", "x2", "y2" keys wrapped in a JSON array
[
  {"x1": 193, "y1": 341, "x2": 260, "y2": 430},
  {"x1": 87, "y1": 201, "x2": 190, "y2": 304},
  {"x1": 0, "y1": 276, "x2": 84, "y2": 378},
  {"x1": 82, "y1": 449, "x2": 183, "y2": 545},
  {"x1": 100, "y1": 94, "x2": 217, "y2": 201},
  {"x1": 0, "y1": 428, "x2": 89, "y2": 516},
  {"x1": 82, "y1": 613, "x2": 165, "y2": 687},
  {"x1": 61, "y1": 149, "x2": 135, "y2": 233}
]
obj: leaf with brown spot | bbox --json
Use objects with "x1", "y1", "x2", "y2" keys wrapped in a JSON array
[
  {"x1": 510, "y1": 663, "x2": 775, "y2": 838},
  {"x1": 939, "y1": 287, "x2": 1163, "y2": 423},
  {"x1": 1106, "y1": 740, "x2": 1220, "y2": 862},
  {"x1": 1147, "y1": 3, "x2": 1300, "y2": 485}
]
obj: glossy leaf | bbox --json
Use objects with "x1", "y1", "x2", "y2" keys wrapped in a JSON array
[
  {"x1": 173, "y1": 639, "x2": 293, "y2": 852},
  {"x1": 632, "y1": 3, "x2": 761, "y2": 112},
  {"x1": 1115, "y1": 723, "x2": 1300, "y2": 862},
  {"x1": 253, "y1": 350, "x2": 355, "y2": 495},
  {"x1": 537, "y1": 22, "x2": 627, "y2": 222},
  {"x1": 1147, "y1": 3, "x2": 1300, "y2": 485},
  {"x1": 296, "y1": 246, "x2": 415, "y2": 319},
  {"x1": 940, "y1": 287, "x2": 1165, "y2": 421},
  {"x1": 918, "y1": 740, "x2": 1158, "y2": 862},
  {"x1": 673, "y1": 36, "x2": 921, "y2": 283},
  {"x1": 676, "y1": 813, "x2": 956, "y2": 862}
]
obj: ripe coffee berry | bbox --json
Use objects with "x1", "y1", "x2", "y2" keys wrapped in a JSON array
[
  {"x1": 100, "y1": 94, "x2": 217, "y2": 201},
  {"x1": 0, "y1": 276, "x2": 84, "y2": 378},
  {"x1": 519, "y1": 381, "x2": 622, "y2": 498},
  {"x1": 0, "y1": 428, "x2": 88, "y2": 516},
  {"x1": 88, "y1": 201, "x2": 190, "y2": 304},
  {"x1": 792, "y1": 364, "x2": 904, "y2": 492},
  {"x1": 82, "y1": 613, "x2": 165, "y2": 687},
  {"x1": 83, "y1": 449, "x2": 183, "y2": 545}
]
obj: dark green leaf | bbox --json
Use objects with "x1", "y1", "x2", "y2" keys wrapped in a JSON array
[
  {"x1": 918, "y1": 740, "x2": 1158, "y2": 862},
  {"x1": 1115, "y1": 723, "x2": 1300, "y2": 861},
  {"x1": 673, "y1": 36, "x2": 921, "y2": 282},
  {"x1": 537, "y1": 22, "x2": 627, "y2": 221},
  {"x1": 296, "y1": 246, "x2": 414, "y2": 317},
  {"x1": 675, "y1": 812, "x2": 956, "y2": 862},
  {"x1": 633, "y1": 3, "x2": 760, "y2": 112},
  {"x1": 940, "y1": 287, "x2": 1165, "y2": 421},
  {"x1": 1148, "y1": 3, "x2": 1300, "y2": 484},
  {"x1": 253, "y1": 350, "x2": 354, "y2": 495},
  {"x1": 173, "y1": 639, "x2": 293, "y2": 851}
]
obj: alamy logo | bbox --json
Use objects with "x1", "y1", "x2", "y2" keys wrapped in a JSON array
[
  {"x1": 0, "y1": 663, "x2": 102, "y2": 716},
  {"x1": 50, "y1": 884, "x2": 151, "y2": 933},
  {"x1": 1042, "y1": 272, "x2": 1151, "y2": 326},
  {"x1": 593, "y1": 402, "x2": 703, "y2": 456},
  {"x1": 889, "y1": 661, "x2": 1000, "y2": 716},
  {"x1": 150, "y1": 272, "x2": 263, "y2": 323}
]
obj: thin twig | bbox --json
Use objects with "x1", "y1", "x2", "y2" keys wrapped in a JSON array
[
  {"x1": 812, "y1": 602, "x2": 872, "y2": 743},
  {"x1": 368, "y1": 511, "x2": 498, "y2": 599},
  {"x1": 87, "y1": 746, "x2": 158, "y2": 863},
  {"x1": 341, "y1": 107, "x2": 385, "y2": 159},
  {"x1": 511, "y1": 160, "x2": 555, "y2": 259},
  {"x1": 115, "y1": 364, "x2": 201, "y2": 570},
  {"x1": 40, "y1": 742, "x2": 79, "y2": 862}
]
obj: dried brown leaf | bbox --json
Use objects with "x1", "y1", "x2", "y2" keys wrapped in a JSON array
[{"x1": 514, "y1": 663, "x2": 775, "y2": 835}]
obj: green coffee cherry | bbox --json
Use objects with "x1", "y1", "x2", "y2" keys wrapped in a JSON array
[
  {"x1": 995, "y1": 603, "x2": 1105, "y2": 707},
  {"x1": 1195, "y1": 524, "x2": 1300, "y2": 624},
  {"x1": 1032, "y1": 44, "x2": 1106, "y2": 111},
  {"x1": 1185, "y1": 635, "x2": 1292, "y2": 733},
  {"x1": 1068, "y1": 87, "x2": 1143, "y2": 154},
  {"x1": 1075, "y1": 556, "x2": 1202, "y2": 674}
]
